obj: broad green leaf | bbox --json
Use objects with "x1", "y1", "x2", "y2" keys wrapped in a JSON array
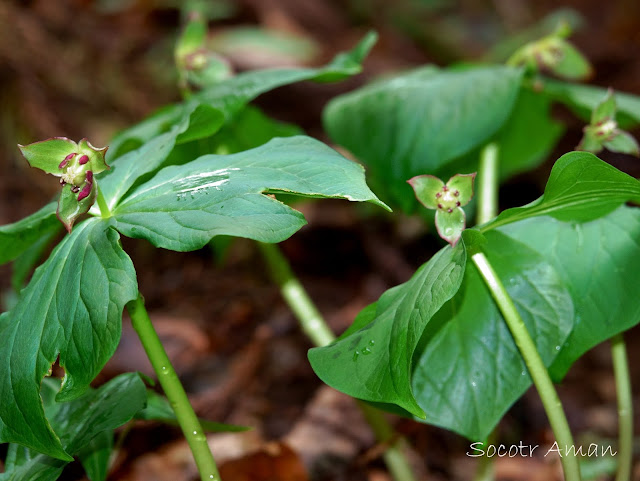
[
  {"x1": 136, "y1": 390, "x2": 249, "y2": 432},
  {"x1": 0, "y1": 373, "x2": 146, "y2": 481},
  {"x1": 498, "y1": 206, "x2": 640, "y2": 380},
  {"x1": 482, "y1": 151, "x2": 640, "y2": 231},
  {"x1": 97, "y1": 104, "x2": 225, "y2": 210},
  {"x1": 410, "y1": 230, "x2": 574, "y2": 440},
  {"x1": 106, "y1": 31, "x2": 376, "y2": 160},
  {"x1": 0, "y1": 218, "x2": 138, "y2": 460},
  {"x1": 323, "y1": 65, "x2": 523, "y2": 212},
  {"x1": 541, "y1": 79, "x2": 640, "y2": 128},
  {"x1": 164, "y1": 104, "x2": 302, "y2": 168},
  {"x1": 0, "y1": 202, "x2": 58, "y2": 265},
  {"x1": 204, "y1": 105, "x2": 302, "y2": 155},
  {"x1": 112, "y1": 136, "x2": 388, "y2": 251},
  {"x1": 308, "y1": 243, "x2": 466, "y2": 417}
]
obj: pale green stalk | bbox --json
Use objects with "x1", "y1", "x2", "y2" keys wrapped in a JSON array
[
  {"x1": 95, "y1": 184, "x2": 111, "y2": 218},
  {"x1": 476, "y1": 143, "x2": 499, "y2": 226},
  {"x1": 611, "y1": 333, "x2": 633, "y2": 481},
  {"x1": 471, "y1": 252, "x2": 581, "y2": 481},
  {"x1": 472, "y1": 143, "x2": 499, "y2": 481},
  {"x1": 127, "y1": 295, "x2": 220, "y2": 481},
  {"x1": 258, "y1": 242, "x2": 417, "y2": 481}
]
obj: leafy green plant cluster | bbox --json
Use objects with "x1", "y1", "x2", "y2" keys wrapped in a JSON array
[
  {"x1": 310, "y1": 24, "x2": 640, "y2": 481},
  {"x1": 0, "y1": 33, "x2": 383, "y2": 481},
  {"x1": 1, "y1": 14, "x2": 640, "y2": 481}
]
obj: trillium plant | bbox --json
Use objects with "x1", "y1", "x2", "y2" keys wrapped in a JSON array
[
  {"x1": 2, "y1": 13, "x2": 640, "y2": 481},
  {"x1": 310, "y1": 18, "x2": 640, "y2": 481}
]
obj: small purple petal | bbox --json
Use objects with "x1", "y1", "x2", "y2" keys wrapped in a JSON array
[
  {"x1": 71, "y1": 185, "x2": 80, "y2": 193},
  {"x1": 77, "y1": 183, "x2": 92, "y2": 201},
  {"x1": 86, "y1": 170, "x2": 93, "y2": 183},
  {"x1": 78, "y1": 154, "x2": 89, "y2": 165}
]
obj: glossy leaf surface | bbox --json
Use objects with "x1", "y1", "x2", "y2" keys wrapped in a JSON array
[
  {"x1": 499, "y1": 206, "x2": 640, "y2": 380},
  {"x1": 0, "y1": 374, "x2": 145, "y2": 481},
  {"x1": 482, "y1": 151, "x2": 640, "y2": 231},
  {"x1": 410, "y1": 230, "x2": 574, "y2": 440},
  {"x1": 308, "y1": 243, "x2": 466, "y2": 417},
  {"x1": 323, "y1": 65, "x2": 522, "y2": 211},
  {"x1": 0, "y1": 202, "x2": 58, "y2": 265},
  {"x1": 107, "y1": 31, "x2": 376, "y2": 160},
  {"x1": 113, "y1": 136, "x2": 387, "y2": 251},
  {"x1": 0, "y1": 218, "x2": 138, "y2": 459},
  {"x1": 98, "y1": 104, "x2": 225, "y2": 210}
]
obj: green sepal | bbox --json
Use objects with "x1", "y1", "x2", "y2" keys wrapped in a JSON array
[
  {"x1": 577, "y1": 89, "x2": 639, "y2": 156},
  {"x1": 591, "y1": 88, "x2": 616, "y2": 124},
  {"x1": 56, "y1": 181, "x2": 97, "y2": 233},
  {"x1": 507, "y1": 28, "x2": 592, "y2": 81},
  {"x1": 604, "y1": 130, "x2": 640, "y2": 156},
  {"x1": 435, "y1": 207, "x2": 466, "y2": 246},
  {"x1": 545, "y1": 37, "x2": 592, "y2": 80},
  {"x1": 76, "y1": 139, "x2": 109, "y2": 176},
  {"x1": 17, "y1": 138, "x2": 76, "y2": 174},
  {"x1": 445, "y1": 173, "x2": 475, "y2": 206},
  {"x1": 407, "y1": 175, "x2": 444, "y2": 209}
]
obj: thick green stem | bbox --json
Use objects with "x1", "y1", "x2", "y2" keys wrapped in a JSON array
[
  {"x1": 257, "y1": 242, "x2": 335, "y2": 347},
  {"x1": 471, "y1": 252, "x2": 581, "y2": 481},
  {"x1": 612, "y1": 333, "x2": 633, "y2": 481},
  {"x1": 258, "y1": 242, "x2": 417, "y2": 481},
  {"x1": 127, "y1": 294, "x2": 220, "y2": 481},
  {"x1": 476, "y1": 143, "x2": 499, "y2": 226}
]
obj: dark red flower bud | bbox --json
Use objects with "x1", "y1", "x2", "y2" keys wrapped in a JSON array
[
  {"x1": 78, "y1": 154, "x2": 89, "y2": 165},
  {"x1": 86, "y1": 170, "x2": 93, "y2": 183}
]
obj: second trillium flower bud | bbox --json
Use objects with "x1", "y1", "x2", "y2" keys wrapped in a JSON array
[{"x1": 408, "y1": 173, "x2": 476, "y2": 246}]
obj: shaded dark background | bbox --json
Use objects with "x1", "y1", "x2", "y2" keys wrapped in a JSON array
[{"x1": 1, "y1": 1, "x2": 639, "y2": 480}]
